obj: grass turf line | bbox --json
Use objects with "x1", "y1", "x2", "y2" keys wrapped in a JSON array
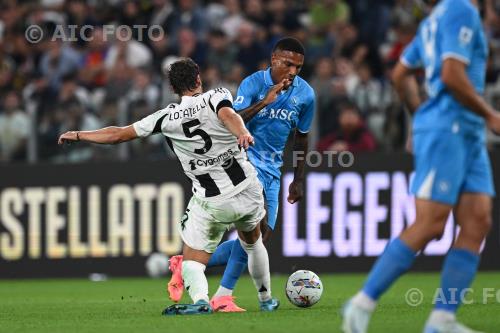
[{"x1": 1, "y1": 272, "x2": 500, "y2": 333}]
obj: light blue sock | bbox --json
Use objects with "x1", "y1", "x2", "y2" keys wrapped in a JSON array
[
  {"x1": 220, "y1": 239, "x2": 248, "y2": 290},
  {"x1": 362, "y1": 238, "x2": 417, "y2": 300},
  {"x1": 207, "y1": 240, "x2": 234, "y2": 267},
  {"x1": 434, "y1": 248, "x2": 479, "y2": 313}
]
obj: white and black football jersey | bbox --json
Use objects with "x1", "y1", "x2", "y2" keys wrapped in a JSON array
[{"x1": 133, "y1": 87, "x2": 257, "y2": 201}]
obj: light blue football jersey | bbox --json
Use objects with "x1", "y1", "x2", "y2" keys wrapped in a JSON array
[
  {"x1": 401, "y1": 0, "x2": 488, "y2": 137},
  {"x1": 233, "y1": 68, "x2": 315, "y2": 177}
]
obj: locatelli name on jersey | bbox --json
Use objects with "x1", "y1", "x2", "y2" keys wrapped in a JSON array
[
  {"x1": 166, "y1": 100, "x2": 208, "y2": 121},
  {"x1": 189, "y1": 148, "x2": 239, "y2": 170}
]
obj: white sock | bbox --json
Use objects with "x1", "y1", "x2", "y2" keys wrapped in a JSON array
[
  {"x1": 182, "y1": 260, "x2": 209, "y2": 304},
  {"x1": 214, "y1": 286, "x2": 233, "y2": 298},
  {"x1": 427, "y1": 309, "x2": 456, "y2": 325},
  {"x1": 239, "y1": 235, "x2": 271, "y2": 302},
  {"x1": 352, "y1": 291, "x2": 377, "y2": 312}
]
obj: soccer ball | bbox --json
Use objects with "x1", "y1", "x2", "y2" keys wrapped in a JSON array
[
  {"x1": 285, "y1": 270, "x2": 323, "y2": 308},
  {"x1": 145, "y1": 252, "x2": 170, "y2": 278}
]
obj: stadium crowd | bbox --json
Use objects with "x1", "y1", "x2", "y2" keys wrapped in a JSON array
[{"x1": 0, "y1": 0, "x2": 499, "y2": 163}]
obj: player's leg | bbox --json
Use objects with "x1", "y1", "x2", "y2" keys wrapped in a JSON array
[
  {"x1": 233, "y1": 179, "x2": 278, "y2": 311},
  {"x1": 210, "y1": 175, "x2": 279, "y2": 311},
  {"x1": 424, "y1": 194, "x2": 491, "y2": 333},
  {"x1": 181, "y1": 244, "x2": 212, "y2": 304},
  {"x1": 162, "y1": 244, "x2": 214, "y2": 315},
  {"x1": 166, "y1": 196, "x2": 225, "y2": 306},
  {"x1": 343, "y1": 131, "x2": 461, "y2": 333},
  {"x1": 207, "y1": 239, "x2": 235, "y2": 267},
  {"x1": 237, "y1": 220, "x2": 279, "y2": 311},
  {"x1": 424, "y1": 144, "x2": 494, "y2": 333},
  {"x1": 342, "y1": 199, "x2": 452, "y2": 333}
]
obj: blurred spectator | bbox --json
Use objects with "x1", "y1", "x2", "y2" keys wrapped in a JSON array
[
  {"x1": 104, "y1": 56, "x2": 135, "y2": 104},
  {"x1": 220, "y1": 0, "x2": 245, "y2": 40},
  {"x1": 118, "y1": 0, "x2": 150, "y2": 39},
  {"x1": 206, "y1": 29, "x2": 237, "y2": 76},
  {"x1": 126, "y1": 68, "x2": 160, "y2": 110},
  {"x1": 266, "y1": 0, "x2": 303, "y2": 38},
  {"x1": 150, "y1": 0, "x2": 174, "y2": 28},
  {"x1": 0, "y1": 41, "x2": 16, "y2": 92},
  {"x1": 65, "y1": 0, "x2": 98, "y2": 48},
  {"x1": 171, "y1": 27, "x2": 206, "y2": 68},
  {"x1": 0, "y1": 91, "x2": 29, "y2": 162},
  {"x1": 348, "y1": 62, "x2": 384, "y2": 115},
  {"x1": 39, "y1": 39, "x2": 81, "y2": 92},
  {"x1": 317, "y1": 102, "x2": 376, "y2": 153},
  {"x1": 79, "y1": 27, "x2": 109, "y2": 89},
  {"x1": 165, "y1": 0, "x2": 207, "y2": 41},
  {"x1": 223, "y1": 63, "x2": 245, "y2": 96},
  {"x1": 149, "y1": 34, "x2": 171, "y2": 74},
  {"x1": 58, "y1": 71, "x2": 91, "y2": 110},
  {"x1": 202, "y1": 65, "x2": 223, "y2": 91},
  {"x1": 54, "y1": 99, "x2": 101, "y2": 162},
  {"x1": 309, "y1": 0, "x2": 350, "y2": 31},
  {"x1": 244, "y1": 0, "x2": 270, "y2": 30},
  {"x1": 310, "y1": 57, "x2": 338, "y2": 137},
  {"x1": 349, "y1": 0, "x2": 393, "y2": 47},
  {"x1": 235, "y1": 21, "x2": 267, "y2": 75},
  {"x1": 105, "y1": 28, "x2": 153, "y2": 70}
]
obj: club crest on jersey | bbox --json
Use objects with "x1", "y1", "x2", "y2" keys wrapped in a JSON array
[
  {"x1": 235, "y1": 96, "x2": 244, "y2": 104},
  {"x1": 257, "y1": 107, "x2": 269, "y2": 118}
]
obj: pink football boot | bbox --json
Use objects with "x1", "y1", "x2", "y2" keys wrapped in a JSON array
[
  {"x1": 167, "y1": 255, "x2": 184, "y2": 302},
  {"x1": 210, "y1": 296, "x2": 246, "y2": 312}
]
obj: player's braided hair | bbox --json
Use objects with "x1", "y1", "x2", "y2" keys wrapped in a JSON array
[{"x1": 167, "y1": 58, "x2": 200, "y2": 95}]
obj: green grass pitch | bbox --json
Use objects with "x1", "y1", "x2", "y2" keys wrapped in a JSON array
[{"x1": 2, "y1": 272, "x2": 500, "y2": 333}]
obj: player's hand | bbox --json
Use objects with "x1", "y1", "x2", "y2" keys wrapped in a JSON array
[
  {"x1": 237, "y1": 132, "x2": 254, "y2": 149},
  {"x1": 58, "y1": 131, "x2": 79, "y2": 145},
  {"x1": 487, "y1": 112, "x2": 500, "y2": 135},
  {"x1": 262, "y1": 79, "x2": 288, "y2": 105},
  {"x1": 287, "y1": 180, "x2": 303, "y2": 204}
]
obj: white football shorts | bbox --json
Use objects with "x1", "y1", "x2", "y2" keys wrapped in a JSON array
[{"x1": 178, "y1": 178, "x2": 265, "y2": 253}]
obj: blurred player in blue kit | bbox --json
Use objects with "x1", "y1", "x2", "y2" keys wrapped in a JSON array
[
  {"x1": 342, "y1": 0, "x2": 500, "y2": 332},
  {"x1": 167, "y1": 37, "x2": 315, "y2": 312}
]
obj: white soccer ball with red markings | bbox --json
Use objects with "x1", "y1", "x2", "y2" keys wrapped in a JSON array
[{"x1": 285, "y1": 270, "x2": 323, "y2": 308}]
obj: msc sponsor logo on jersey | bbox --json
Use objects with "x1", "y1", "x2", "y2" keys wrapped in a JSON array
[
  {"x1": 257, "y1": 107, "x2": 297, "y2": 121},
  {"x1": 189, "y1": 148, "x2": 239, "y2": 170}
]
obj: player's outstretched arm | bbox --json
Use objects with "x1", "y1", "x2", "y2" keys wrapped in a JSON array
[
  {"x1": 391, "y1": 61, "x2": 421, "y2": 115},
  {"x1": 57, "y1": 125, "x2": 138, "y2": 145},
  {"x1": 238, "y1": 79, "x2": 288, "y2": 123},
  {"x1": 218, "y1": 106, "x2": 254, "y2": 149},
  {"x1": 442, "y1": 58, "x2": 500, "y2": 132}
]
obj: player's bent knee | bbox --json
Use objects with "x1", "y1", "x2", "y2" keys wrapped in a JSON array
[
  {"x1": 182, "y1": 244, "x2": 212, "y2": 265},
  {"x1": 239, "y1": 233, "x2": 264, "y2": 252},
  {"x1": 238, "y1": 225, "x2": 261, "y2": 245},
  {"x1": 464, "y1": 213, "x2": 492, "y2": 238},
  {"x1": 426, "y1": 221, "x2": 448, "y2": 241}
]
